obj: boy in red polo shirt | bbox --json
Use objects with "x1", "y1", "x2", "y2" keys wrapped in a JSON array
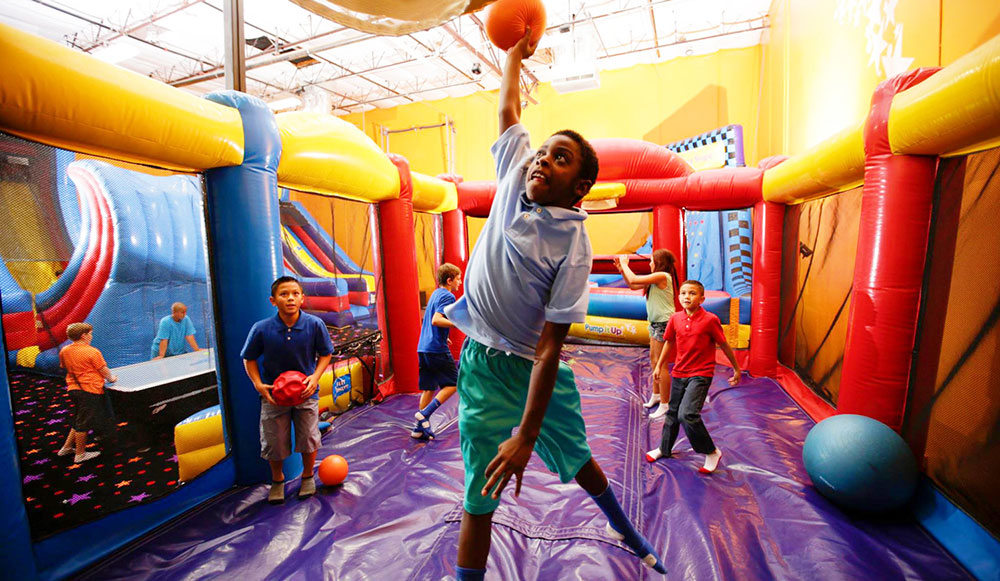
[{"x1": 646, "y1": 280, "x2": 741, "y2": 473}]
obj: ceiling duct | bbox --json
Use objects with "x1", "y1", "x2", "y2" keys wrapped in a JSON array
[{"x1": 549, "y1": 18, "x2": 599, "y2": 94}]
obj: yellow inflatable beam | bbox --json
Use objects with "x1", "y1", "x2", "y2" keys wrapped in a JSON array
[
  {"x1": 411, "y1": 171, "x2": 458, "y2": 213},
  {"x1": 277, "y1": 111, "x2": 399, "y2": 203},
  {"x1": 762, "y1": 122, "x2": 865, "y2": 204},
  {"x1": 581, "y1": 182, "x2": 627, "y2": 210},
  {"x1": 0, "y1": 24, "x2": 243, "y2": 172},
  {"x1": 569, "y1": 315, "x2": 649, "y2": 345},
  {"x1": 764, "y1": 33, "x2": 1000, "y2": 205},
  {"x1": 890, "y1": 34, "x2": 1000, "y2": 157}
]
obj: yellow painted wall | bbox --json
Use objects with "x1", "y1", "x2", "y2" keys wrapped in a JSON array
[{"x1": 759, "y1": 0, "x2": 1000, "y2": 160}]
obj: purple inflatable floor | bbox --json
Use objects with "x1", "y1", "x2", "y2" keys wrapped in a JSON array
[{"x1": 77, "y1": 345, "x2": 969, "y2": 580}]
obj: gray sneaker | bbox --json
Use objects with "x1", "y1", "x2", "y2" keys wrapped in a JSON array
[
  {"x1": 268, "y1": 480, "x2": 285, "y2": 504},
  {"x1": 298, "y1": 475, "x2": 317, "y2": 499},
  {"x1": 74, "y1": 451, "x2": 100, "y2": 463}
]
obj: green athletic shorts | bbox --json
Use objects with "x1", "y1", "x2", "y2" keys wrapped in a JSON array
[{"x1": 457, "y1": 338, "x2": 593, "y2": 514}]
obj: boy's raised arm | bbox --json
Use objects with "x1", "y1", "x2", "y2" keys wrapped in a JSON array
[{"x1": 499, "y1": 29, "x2": 538, "y2": 135}]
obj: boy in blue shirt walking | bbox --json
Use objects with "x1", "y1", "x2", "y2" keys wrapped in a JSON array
[
  {"x1": 412, "y1": 263, "x2": 462, "y2": 440},
  {"x1": 444, "y1": 30, "x2": 666, "y2": 580}
]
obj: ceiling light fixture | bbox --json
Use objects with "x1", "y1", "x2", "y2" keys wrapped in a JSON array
[
  {"x1": 91, "y1": 43, "x2": 139, "y2": 64},
  {"x1": 267, "y1": 96, "x2": 303, "y2": 111}
]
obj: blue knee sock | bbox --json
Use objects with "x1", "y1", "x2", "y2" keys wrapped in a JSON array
[
  {"x1": 419, "y1": 397, "x2": 442, "y2": 418},
  {"x1": 456, "y1": 566, "x2": 485, "y2": 580},
  {"x1": 591, "y1": 485, "x2": 667, "y2": 574}
]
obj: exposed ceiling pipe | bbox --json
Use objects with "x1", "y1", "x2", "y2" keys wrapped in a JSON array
[
  {"x1": 353, "y1": 77, "x2": 484, "y2": 109},
  {"x1": 441, "y1": 20, "x2": 538, "y2": 105},
  {"x1": 32, "y1": 0, "x2": 205, "y2": 64},
  {"x1": 647, "y1": 0, "x2": 661, "y2": 59},
  {"x1": 407, "y1": 34, "x2": 487, "y2": 91},
  {"x1": 546, "y1": 0, "x2": 681, "y2": 32},
  {"x1": 170, "y1": 32, "x2": 373, "y2": 86},
  {"x1": 600, "y1": 21, "x2": 768, "y2": 60},
  {"x1": 79, "y1": 0, "x2": 205, "y2": 52},
  {"x1": 168, "y1": 24, "x2": 412, "y2": 102}
]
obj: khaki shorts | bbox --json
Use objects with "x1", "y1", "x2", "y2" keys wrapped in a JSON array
[{"x1": 259, "y1": 398, "x2": 321, "y2": 461}]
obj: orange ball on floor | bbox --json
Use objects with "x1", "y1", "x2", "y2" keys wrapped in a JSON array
[
  {"x1": 485, "y1": 0, "x2": 546, "y2": 51},
  {"x1": 318, "y1": 454, "x2": 349, "y2": 486}
]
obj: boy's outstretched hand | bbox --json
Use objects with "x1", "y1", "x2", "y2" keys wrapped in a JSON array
[
  {"x1": 510, "y1": 27, "x2": 539, "y2": 60},
  {"x1": 482, "y1": 432, "x2": 536, "y2": 500}
]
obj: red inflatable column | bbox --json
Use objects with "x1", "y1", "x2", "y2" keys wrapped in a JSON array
[
  {"x1": 748, "y1": 200, "x2": 784, "y2": 377},
  {"x1": 441, "y1": 207, "x2": 468, "y2": 362},
  {"x1": 652, "y1": 204, "x2": 685, "y2": 284},
  {"x1": 838, "y1": 68, "x2": 940, "y2": 431},
  {"x1": 377, "y1": 155, "x2": 422, "y2": 395}
]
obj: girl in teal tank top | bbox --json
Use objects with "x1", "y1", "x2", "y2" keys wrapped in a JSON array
[{"x1": 614, "y1": 249, "x2": 679, "y2": 418}]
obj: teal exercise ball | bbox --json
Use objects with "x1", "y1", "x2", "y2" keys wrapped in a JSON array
[{"x1": 802, "y1": 414, "x2": 918, "y2": 512}]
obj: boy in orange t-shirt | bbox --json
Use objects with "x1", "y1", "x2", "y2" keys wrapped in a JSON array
[{"x1": 57, "y1": 322, "x2": 118, "y2": 463}]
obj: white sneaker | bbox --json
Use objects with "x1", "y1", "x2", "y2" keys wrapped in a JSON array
[
  {"x1": 74, "y1": 451, "x2": 100, "y2": 463},
  {"x1": 643, "y1": 394, "x2": 661, "y2": 409},
  {"x1": 699, "y1": 449, "x2": 723, "y2": 474},
  {"x1": 649, "y1": 404, "x2": 669, "y2": 419},
  {"x1": 57, "y1": 447, "x2": 75, "y2": 457}
]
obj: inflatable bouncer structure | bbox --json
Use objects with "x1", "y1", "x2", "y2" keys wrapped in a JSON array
[
  {"x1": 277, "y1": 196, "x2": 378, "y2": 328},
  {"x1": 174, "y1": 359, "x2": 361, "y2": 483},
  {"x1": 2, "y1": 19, "x2": 1000, "y2": 581},
  {"x1": 318, "y1": 357, "x2": 365, "y2": 414},
  {"x1": 175, "y1": 405, "x2": 226, "y2": 483},
  {"x1": 3, "y1": 159, "x2": 217, "y2": 371}
]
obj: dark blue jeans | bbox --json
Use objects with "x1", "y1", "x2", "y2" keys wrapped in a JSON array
[{"x1": 659, "y1": 375, "x2": 716, "y2": 455}]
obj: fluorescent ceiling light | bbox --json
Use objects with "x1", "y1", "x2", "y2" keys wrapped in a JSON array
[
  {"x1": 268, "y1": 96, "x2": 302, "y2": 111},
  {"x1": 91, "y1": 43, "x2": 139, "y2": 64}
]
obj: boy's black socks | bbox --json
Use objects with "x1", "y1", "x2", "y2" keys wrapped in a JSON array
[{"x1": 591, "y1": 486, "x2": 667, "y2": 574}]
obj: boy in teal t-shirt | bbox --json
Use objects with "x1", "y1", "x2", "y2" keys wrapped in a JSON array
[{"x1": 151, "y1": 302, "x2": 201, "y2": 359}]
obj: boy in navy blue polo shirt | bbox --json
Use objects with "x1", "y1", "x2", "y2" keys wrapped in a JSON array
[
  {"x1": 411, "y1": 262, "x2": 462, "y2": 440},
  {"x1": 442, "y1": 31, "x2": 666, "y2": 580},
  {"x1": 242, "y1": 276, "x2": 334, "y2": 504}
]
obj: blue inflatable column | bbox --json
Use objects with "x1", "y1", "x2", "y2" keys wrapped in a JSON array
[
  {"x1": 203, "y1": 92, "x2": 299, "y2": 485},
  {"x1": 0, "y1": 352, "x2": 38, "y2": 579}
]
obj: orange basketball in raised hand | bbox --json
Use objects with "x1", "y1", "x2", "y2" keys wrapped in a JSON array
[
  {"x1": 485, "y1": 0, "x2": 546, "y2": 51},
  {"x1": 318, "y1": 454, "x2": 349, "y2": 486}
]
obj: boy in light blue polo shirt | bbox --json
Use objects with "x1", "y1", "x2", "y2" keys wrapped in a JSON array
[
  {"x1": 443, "y1": 31, "x2": 666, "y2": 580},
  {"x1": 150, "y1": 302, "x2": 201, "y2": 359}
]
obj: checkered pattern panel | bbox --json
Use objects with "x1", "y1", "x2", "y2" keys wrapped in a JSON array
[
  {"x1": 665, "y1": 125, "x2": 744, "y2": 168},
  {"x1": 726, "y1": 210, "x2": 754, "y2": 296}
]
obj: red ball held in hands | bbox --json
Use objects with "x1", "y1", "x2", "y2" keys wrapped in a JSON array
[{"x1": 271, "y1": 370, "x2": 308, "y2": 407}]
